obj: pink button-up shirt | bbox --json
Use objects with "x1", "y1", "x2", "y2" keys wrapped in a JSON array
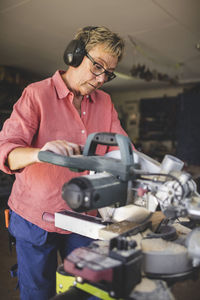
[{"x1": 0, "y1": 70, "x2": 128, "y2": 233}]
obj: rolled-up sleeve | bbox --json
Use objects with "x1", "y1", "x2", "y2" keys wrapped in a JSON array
[{"x1": 0, "y1": 87, "x2": 39, "y2": 174}]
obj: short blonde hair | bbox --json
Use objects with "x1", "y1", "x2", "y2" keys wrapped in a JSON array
[{"x1": 74, "y1": 26, "x2": 125, "y2": 62}]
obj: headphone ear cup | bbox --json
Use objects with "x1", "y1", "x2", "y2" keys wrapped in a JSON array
[{"x1": 63, "y1": 39, "x2": 86, "y2": 67}]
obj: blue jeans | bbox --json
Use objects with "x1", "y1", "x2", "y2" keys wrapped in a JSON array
[{"x1": 9, "y1": 210, "x2": 95, "y2": 300}]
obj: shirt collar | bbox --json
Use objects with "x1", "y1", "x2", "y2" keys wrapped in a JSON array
[
  {"x1": 89, "y1": 93, "x2": 95, "y2": 103},
  {"x1": 52, "y1": 70, "x2": 96, "y2": 103},
  {"x1": 52, "y1": 70, "x2": 70, "y2": 99}
]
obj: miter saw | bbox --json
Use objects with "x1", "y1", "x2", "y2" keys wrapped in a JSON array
[{"x1": 38, "y1": 132, "x2": 200, "y2": 300}]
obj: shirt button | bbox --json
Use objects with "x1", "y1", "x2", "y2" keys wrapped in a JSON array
[
  {"x1": 81, "y1": 130, "x2": 85, "y2": 134},
  {"x1": 83, "y1": 111, "x2": 86, "y2": 115},
  {"x1": 86, "y1": 95, "x2": 89, "y2": 98}
]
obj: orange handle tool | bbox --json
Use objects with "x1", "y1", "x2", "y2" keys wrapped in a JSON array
[{"x1": 4, "y1": 209, "x2": 10, "y2": 228}]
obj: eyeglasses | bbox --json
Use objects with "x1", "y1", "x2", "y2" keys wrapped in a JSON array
[{"x1": 86, "y1": 53, "x2": 116, "y2": 82}]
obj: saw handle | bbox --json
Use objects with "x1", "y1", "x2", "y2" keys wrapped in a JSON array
[
  {"x1": 83, "y1": 132, "x2": 133, "y2": 165},
  {"x1": 38, "y1": 132, "x2": 133, "y2": 172}
]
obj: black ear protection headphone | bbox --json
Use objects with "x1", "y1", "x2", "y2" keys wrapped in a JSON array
[{"x1": 63, "y1": 26, "x2": 98, "y2": 67}]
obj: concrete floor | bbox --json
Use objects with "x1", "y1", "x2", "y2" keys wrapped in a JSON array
[{"x1": 1, "y1": 202, "x2": 200, "y2": 300}]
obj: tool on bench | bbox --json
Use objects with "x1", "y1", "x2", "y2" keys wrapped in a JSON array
[
  {"x1": 39, "y1": 132, "x2": 134, "y2": 212},
  {"x1": 39, "y1": 132, "x2": 200, "y2": 222},
  {"x1": 38, "y1": 132, "x2": 200, "y2": 299}
]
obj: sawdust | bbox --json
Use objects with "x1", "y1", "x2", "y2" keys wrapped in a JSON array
[
  {"x1": 141, "y1": 238, "x2": 187, "y2": 253},
  {"x1": 172, "y1": 223, "x2": 191, "y2": 235},
  {"x1": 134, "y1": 278, "x2": 156, "y2": 292},
  {"x1": 100, "y1": 220, "x2": 139, "y2": 235}
]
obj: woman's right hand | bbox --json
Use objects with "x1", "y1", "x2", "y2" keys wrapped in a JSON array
[{"x1": 37, "y1": 140, "x2": 82, "y2": 161}]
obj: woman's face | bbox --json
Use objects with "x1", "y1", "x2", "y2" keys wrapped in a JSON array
[{"x1": 69, "y1": 44, "x2": 118, "y2": 96}]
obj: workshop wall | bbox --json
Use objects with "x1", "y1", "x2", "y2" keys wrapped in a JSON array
[
  {"x1": 110, "y1": 86, "x2": 183, "y2": 161},
  {"x1": 176, "y1": 85, "x2": 200, "y2": 165}
]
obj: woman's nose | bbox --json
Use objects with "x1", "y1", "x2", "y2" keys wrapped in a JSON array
[{"x1": 96, "y1": 73, "x2": 107, "y2": 84}]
